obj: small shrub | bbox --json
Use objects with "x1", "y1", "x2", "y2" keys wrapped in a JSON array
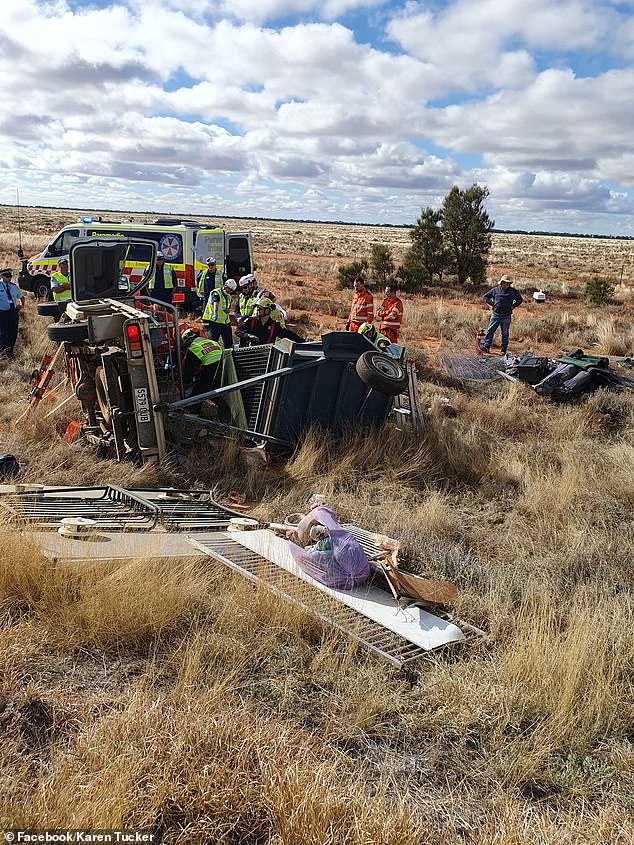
[
  {"x1": 284, "y1": 262, "x2": 302, "y2": 277},
  {"x1": 585, "y1": 276, "x2": 615, "y2": 306},
  {"x1": 337, "y1": 259, "x2": 368, "y2": 290}
]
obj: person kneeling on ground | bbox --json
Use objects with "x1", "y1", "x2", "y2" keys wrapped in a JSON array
[
  {"x1": 236, "y1": 297, "x2": 306, "y2": 346},
  {"x1": 358, "y1": 322, "x2": 392, "y2": 351},
  {"x1": 481, "y1": 275, "x2": 523, "y2": 354},
  {"x1": 181, "y1": 328, "x2": 223, "y2": 398}
]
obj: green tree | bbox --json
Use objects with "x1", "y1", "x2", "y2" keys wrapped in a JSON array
[
  {"x1": 369, "y1": 243, "x2": 395, "y2": 287},
  {"x1": 337, "y1": 258, "x2": 369, "y2": 290},
  {"x1": 441, "y1": 184, "x2": 494, "y2": 285},
  {"x1": 585, "y1": 276, "x2": 615, "y2": 305},
  {"x1": 402, "y1": 206, "x2": 445, "y2": 289}
]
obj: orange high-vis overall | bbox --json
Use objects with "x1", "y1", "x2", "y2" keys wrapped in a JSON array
[
  {"x1": 348, "y1": 290, "x2": 374, "y2": 332},
  {"x1": 377, "y1": 295, "x2": 403, "y2": 343}
]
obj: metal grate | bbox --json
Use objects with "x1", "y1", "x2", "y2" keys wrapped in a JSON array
[
  {"x1": 189, "y1": 534, "x2": 431, "y2": 668},
  {"x1": 232, "y1": 345, "x2": 276, "y2": 431},
  {"x1": 2, "y1": 486, "x2": 159, "y2": 531},
  {"x1": 0, "y1": 487, "x2": 244, "y2": 533}
]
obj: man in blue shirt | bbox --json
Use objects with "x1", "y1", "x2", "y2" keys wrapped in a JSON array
[
  {"x1": 481, "y1": 275, "x2": 523, "y2": 354},
  {"x1": 0, "y1": 268, "x2": 24, "y2": 358}
]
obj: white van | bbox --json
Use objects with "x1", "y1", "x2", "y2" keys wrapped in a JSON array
[{"x1": 18, "y1": 216, "x2": 253, "y2": 306}]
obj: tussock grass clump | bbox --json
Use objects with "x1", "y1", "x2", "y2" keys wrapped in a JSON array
[
  {"x1": 594, "y1": 317, "x2": 634, "y2": 356},
  {"x1": 0, "y1": 536, "x2": 213, "y2": 653}
]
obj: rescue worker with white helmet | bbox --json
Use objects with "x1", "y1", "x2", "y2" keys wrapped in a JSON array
[
  {"x1": 50, "y1": 257, "x2": 72, "y2": 302},
  {"x1": 234, "y1": 273, "x2": 259, "y2": 323},
  {"x1": 358, "y1": 322, "x2": 391, "y2": 351},
  {"x1": 202, "y1": 278, "x2": 237, "y2": 348},
  {"x1": 180, "y1": 327, "x2": 223, "y2": 399},
  {"x1": 236, "y1": 297, "x2": 306, "y2": 347}
]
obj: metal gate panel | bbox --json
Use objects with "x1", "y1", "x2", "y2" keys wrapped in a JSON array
[{"x1": 189, "y1": 533, "x2": 445, "y2": 668}]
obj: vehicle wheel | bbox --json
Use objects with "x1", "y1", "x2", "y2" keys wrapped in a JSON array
[
  {"x1": 37, "y1": 302, "x2": 63, "y2": 318},
  {"x1": 34, "y1": 276, "x2": 52, "y2": 300},
  {"x1": 95, "y1": 367, "x2": 112, "y2": 427},
  {"x1": 46, "y1": 322, "x2": 89, "y2": 343},
  {"x1": 355, "y1": 350, "x2": 408, "y2": 396}
]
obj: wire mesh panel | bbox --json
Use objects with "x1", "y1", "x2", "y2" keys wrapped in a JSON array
[
  {"x1": 232, "y1": 345, "x2": 277, "y2": 430},
  {"x1": 189, "y1": 533, "x2": 432, "y2": 668}
]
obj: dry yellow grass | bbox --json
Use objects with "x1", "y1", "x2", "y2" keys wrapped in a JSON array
[{"x1": 1, "y1": 206, "x2": 633, "y2": 841}]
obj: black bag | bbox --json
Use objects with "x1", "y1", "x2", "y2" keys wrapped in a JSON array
[{"x1": 0, "y1": 454, "x2": 20, "y2": 479}]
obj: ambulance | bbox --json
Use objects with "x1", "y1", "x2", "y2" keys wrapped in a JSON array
[{"x1": 18, "y1": 216, "x2": 253, "y2": 306}]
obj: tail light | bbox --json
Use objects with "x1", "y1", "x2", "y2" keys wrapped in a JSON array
[
  {"x1": 185, "y1": 264, "x2": 193, "y2": 288},
  {"x1": 125, "y1": 322, "x2": 143, "y2": 358},
  {"x1": 172, "y1": 292, "x2": 185, "y2": 303}
]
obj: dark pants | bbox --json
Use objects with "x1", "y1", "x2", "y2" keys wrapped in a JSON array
[
  {"x1": 483, "y1": 313, "x2": 511, "y2": 352},
  {"x1": 209, "y1": 322, "x2": 233, "y2": 348},
  {"x1": 149, "y1": 288, "x2": 173, "y2": 306},
  {"x1": 185, "y1": 361, "x2": 222, "y2": 399},
  {"x1": 0, "y1": 308, "x2": 19, "y2": 355}
]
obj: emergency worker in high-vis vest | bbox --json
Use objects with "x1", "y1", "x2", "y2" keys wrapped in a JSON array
[
  {"x1": 347, "y1": 279, "x2": 374, "y2": 333},
  {"x1": 50, "y1": 257, "x2": 72, "y2": 302},
  {"x1": 252, "y1": 289, "x2": 287, "y2": 327},
  {"x1": 197, "y1": 256, "x2": 220, "y2": 309},
  {"x1": 149, "y1": 251, "x2": 177, "y2": 305},
  {"x1": 181, "y1": 328, "x2": 223, "y2": 398},
  {"x1": 358, "y1": 322, "x2": 391, "y2": 351},
  {"x1": 377, "y1": 284, "x2": 403, "y2": 344},
  {"x1": 202, "y1": 278, "x2": 237, "y2": 348},
  {"x1": 234, "y1": 274, "x2": 259, "y2": 323}
]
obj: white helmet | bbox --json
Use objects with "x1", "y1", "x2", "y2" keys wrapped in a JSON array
[
  {"x1": 223, "y1": 278, "x2": 237, "y2": 293},
  {"x1": 239, "y1": 273, "x2": 256, "y2": 288}
]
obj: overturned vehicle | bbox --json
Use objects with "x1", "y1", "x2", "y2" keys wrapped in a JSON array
[{"x1": 39, "y1": 238, "x2": 420, "y2": 463}]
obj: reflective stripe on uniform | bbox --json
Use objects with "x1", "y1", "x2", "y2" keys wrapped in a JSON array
[
  {"x1": 237, "y1": 292, "x2": 256, "y2": 319},
  {"x1": 188, "y1": 337, "x2": 223, "y2": 365},
  {"x1": 377, "y1": 296, "x2": 403, "y2": 329},
  {"x1": 349, "y1": 291, "x2": 374, "y2": 325},
  {"x1": 202, "y1": 289, "x2": 231, "y2": 324},
  {"x1": 149, "y1": 264, "x2": 175, "y2": 290}
]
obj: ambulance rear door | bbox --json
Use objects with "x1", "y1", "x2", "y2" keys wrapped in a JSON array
[
  {"x1": 225, "y1": 232, "x2": 253, "y2": 281},
  {"x1": 194, "y1": 229, "x2": 225, "y2": 284}
]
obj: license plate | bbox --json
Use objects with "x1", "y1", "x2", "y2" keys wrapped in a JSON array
[{"x1": 134, "y1": 387, "x2": 151, "y2": 423}]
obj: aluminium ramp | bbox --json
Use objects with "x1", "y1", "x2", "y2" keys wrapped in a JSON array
[{"x1": 188, "y1": 530, "x2": 465, "y2": 666}]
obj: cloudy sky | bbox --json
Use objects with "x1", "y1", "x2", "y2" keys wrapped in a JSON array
[{"x1": 1, "y1": 0, "x2": 633, "y2": 234}]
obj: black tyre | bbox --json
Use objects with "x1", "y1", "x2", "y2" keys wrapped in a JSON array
[
  {"x1": 37, "y1": 301, "x2": 64, "y2": 318},
  {"x1": 46, "y1": 322, "x2": 89, "y2": 343},
  {"x1": 34, "y1": 276, "x2": 52, "y2": 300},
  {"x1": 355, "y1": 350, "x2": 408, "y2": 396}
]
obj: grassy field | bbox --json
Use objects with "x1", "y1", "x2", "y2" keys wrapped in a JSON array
[{"x1": 0, "y1": 207, "x2": 633, "y2": 842}]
